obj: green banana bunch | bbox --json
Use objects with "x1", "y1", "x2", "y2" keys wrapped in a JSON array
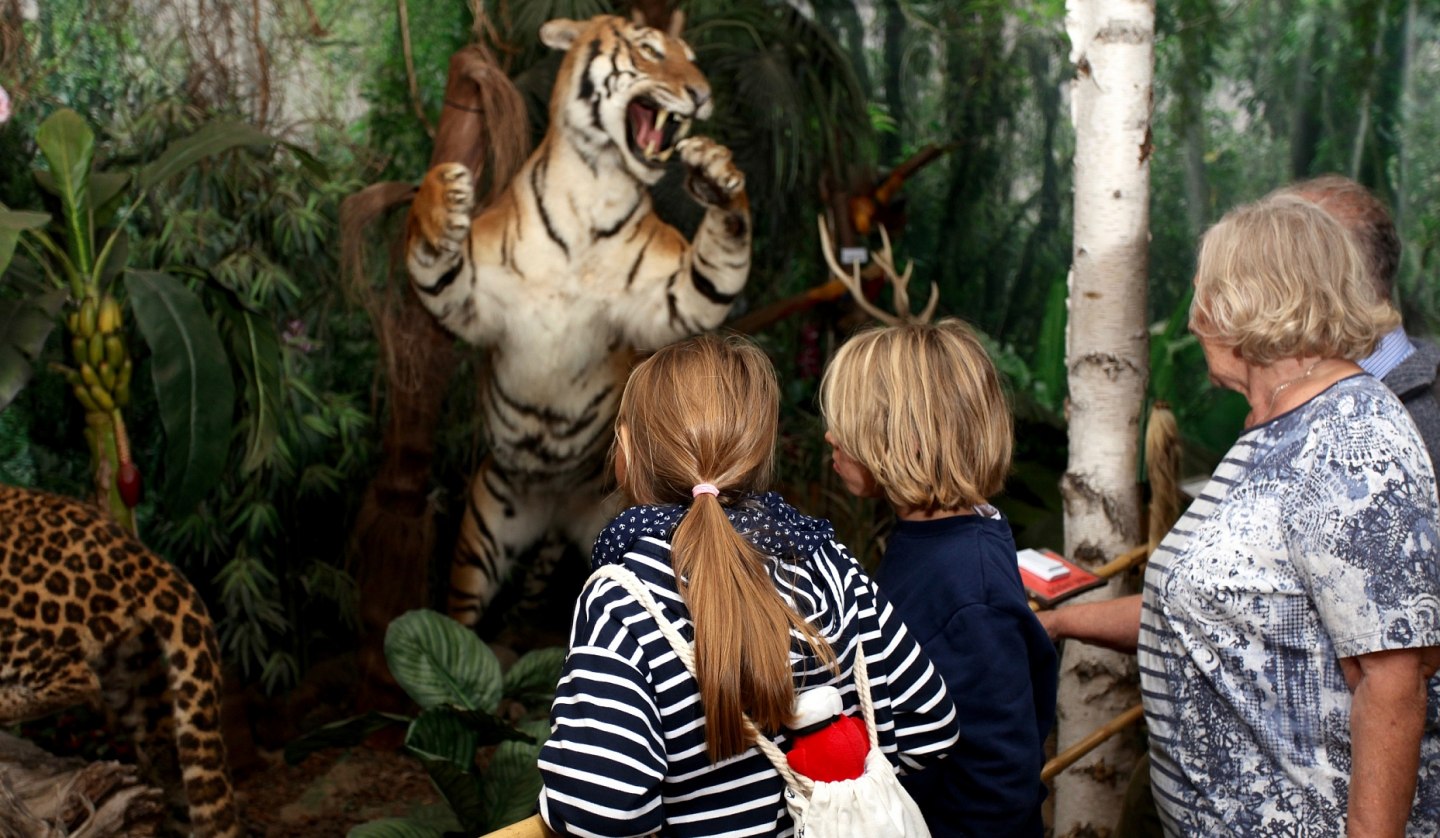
[
  {"x1": 68, "y1": 292, "x2": 131, "y2": 417},
  {"x1": 66, "y1": 293, "x2": 143, "y2": 514}
]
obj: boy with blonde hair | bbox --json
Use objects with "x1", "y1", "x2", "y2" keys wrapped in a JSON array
[{"x1": 820, "y1": 318, "x2": 1057, "y2": 837}]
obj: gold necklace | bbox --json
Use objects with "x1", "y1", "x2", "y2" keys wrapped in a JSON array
[{"x1": 1264, "y1": 359, "x2": 1325, "y2": 420}]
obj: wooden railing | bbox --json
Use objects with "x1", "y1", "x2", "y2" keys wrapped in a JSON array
[
  {"x1": 1034, "y1": 542, "x2": 1151, "y2": 782},
  {"x1": 1041, "y1": 703, "x2": 1144, "y2": 782}
]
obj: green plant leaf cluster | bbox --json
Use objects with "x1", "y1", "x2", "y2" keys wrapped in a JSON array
[
  {"x1": 2, "y1": 80, "x2": 378, "y2": 692},
  {"x1": 0, "y1": 108, "x2": 281, "y2": 517},
  {"x1": 284, "y1": 610, "x2": 563, "y2": 837}
]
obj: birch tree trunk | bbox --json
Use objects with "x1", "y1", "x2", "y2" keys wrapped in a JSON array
[{"x1": 1055, "y1": 1, "x2": 1153, "y2": 834}]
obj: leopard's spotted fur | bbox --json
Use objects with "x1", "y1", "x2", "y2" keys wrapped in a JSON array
[{"x1": 0, "y1": 484, "x2": 239, "y2": 837}]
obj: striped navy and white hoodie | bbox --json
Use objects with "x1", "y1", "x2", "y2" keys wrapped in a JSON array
[{"x1": 538, "y1": 492, "x2": 959, "y2": 837}]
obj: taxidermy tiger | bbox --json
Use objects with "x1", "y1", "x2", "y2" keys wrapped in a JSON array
[
  {"x1": 406, "y1": 14, "x2": 752, "y2": 625},
  {"x1": 0, "y1": 484, "x2": 239, "y2": 836}
]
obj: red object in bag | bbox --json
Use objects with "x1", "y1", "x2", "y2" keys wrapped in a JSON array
[{"x1": 785, "y1": 713, "x2": 870, "y2": 783}]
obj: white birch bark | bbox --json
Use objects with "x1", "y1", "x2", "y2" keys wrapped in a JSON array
[{"x1": 1054, "y1": 0, "x2": 1153, "y2": 834}]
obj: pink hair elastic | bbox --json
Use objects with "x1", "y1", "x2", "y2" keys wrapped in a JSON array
[{"x1": 692, "y1": 483, "x2": 720, "y2": 498}]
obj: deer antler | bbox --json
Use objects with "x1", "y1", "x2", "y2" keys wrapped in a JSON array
[{"x1": 817, "y1": 215, "x2": 939, "y2": 326}]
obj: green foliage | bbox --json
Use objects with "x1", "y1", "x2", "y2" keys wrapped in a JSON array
[
  {"x1": 0, "y1": 288, "x2": 64, "y2": 408},
  {"x1": 502, "y1": 646, "x2": 567, "y2": 706},
  {"x1": 685, "y1": 0, "x2": 876, "y2": 228},
  {"x1": 3, "y1": 27, "x2": 378, "y2": 686},
  {"x1": 0, "y1": 397, "x2": 38, "y2": 486},
  {"x1": 288, "y1": 610, "x2": 563, "y2": 836},
  {"x1": 361, "y1": 0, "x2": 476, "y2": 180},
  {"x1": 384, "y1": 608, "x2": 505, "y2": 712},
  {"x1": 126, "y1": 269, "x2": 236, "y2": 510},
  {"x1": 0, "y1": 107, "x2": 281, "y2": 533}
]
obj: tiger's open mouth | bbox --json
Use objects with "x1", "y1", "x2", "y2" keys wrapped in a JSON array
[{"x1": 627, "y1": 98, "x2": 691, "y2": 166}]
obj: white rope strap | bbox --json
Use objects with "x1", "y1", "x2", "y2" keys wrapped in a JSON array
[{"x1": 589, "y1": 564, "x2": 883, "y2": 797}]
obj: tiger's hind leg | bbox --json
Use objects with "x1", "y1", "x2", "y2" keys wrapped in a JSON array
[
  {"x1": 448, "y1": 458, "x2": 550, "y2": 627},
  {"x1": 506, "y1": 478, "x2": 625, "y2": 625},
  {"x1": 482, "y1": 534, "x2": 577, "y2": 642}
]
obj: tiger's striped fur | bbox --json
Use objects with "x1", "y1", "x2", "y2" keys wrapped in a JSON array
[{"x1": 406, "y1": 15, "x2": 752, "y2": 625}]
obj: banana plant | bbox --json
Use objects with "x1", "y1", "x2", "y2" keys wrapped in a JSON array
[
  {"x1": 285, "y1": 609, "x2": 563, "y2": 836},
  {"x1": 0, "y1": 108, "x2": 275, "y2": 529}
]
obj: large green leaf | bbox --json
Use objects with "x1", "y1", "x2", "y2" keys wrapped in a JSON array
[
  {"x1": 405, "y1": 707, "x2": 479, "y2": 768},
  {"x1": 479, "y1": 721, "x2": 547, "y2": 831},
  {"x1": 417, "y1": 756, "x2": 487, "y2": 834},
  {"x1": 1033, "y1": 272, "x2": 1069, "y2": 412},
  {"x1": 447, "y1": 706, "x2": 536, "y2": 747},
  {"x1": 283, "y1": 711, "x2": 411, "y2": 766},
  {"x1": 95, "y1": 230, "x2": 130, "y2": 291},
  {"x1": 137, "y1": 121, "x2": 276, "y2": 193},
  {"x1": 384, "y1": 610, "x2": 502, "y2": 713},
  {"x1": 281, "y1": 141, "x2": 331, "y2": 180},
  {"x1": 35, "y1": 109, "x2": 96, "y2": 276},
  {"x1": 0, "y1": 231, "x2": 17, "y2": 282},
  {"x1": 0, "y1": 211, "x2": 53, "y2": 232},
  {"x1": 90, "y1": 172, "x2": 132, "y2": 229},
  {"x1": 0, "y1": 210, "x2": 53, "y2": 278},
  {"x1": 502, "y1": 646, "x2": 565, "y2": 708},
  {"x1": 215, "y1": 297, "x2": 281, "y2": 474},
  {"x1": 1149, "y1": 286, "x2": 1195, "y2": 405},
  {"x1": 346, "y1": 819, "x2": 444, "y2": 838},
  {"x1": 126, "y1": 270, "x2": 235, "y2": 513},
  {"x1": 0, "y1": 291, "x2": 66, "y2": 412}
]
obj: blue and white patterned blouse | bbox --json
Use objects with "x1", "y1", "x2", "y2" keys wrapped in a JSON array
[{"x1": 1139, "y1": 374, "x2": 1440, "y2": 836}]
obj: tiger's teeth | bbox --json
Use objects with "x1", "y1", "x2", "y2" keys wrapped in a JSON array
[
  {"x1": 658, "y1": 146, "x2": 675, "y2": 162},
  {"x1": 676, "y1": 118, "x2": 692, "y2": 139},
  {"x1": 655, "y1": 109, "x2": 670, "y2": 132}
]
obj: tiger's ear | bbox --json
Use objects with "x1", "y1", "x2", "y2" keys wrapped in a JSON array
[{"x1": 539, "y1": 19, "x2": 584, "y2": 52}]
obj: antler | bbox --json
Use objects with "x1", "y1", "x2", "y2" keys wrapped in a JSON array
[{"x1": 817, "y1": 215, "x2": 939, "y2": 326}]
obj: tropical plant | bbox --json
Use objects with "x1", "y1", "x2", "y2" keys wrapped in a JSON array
[
  {"x1": 0, "y1": 107, "x2": 276, "y2": 529},
  {"x1": 286, "y1": 609, "x2": 563, "y2": 837},
  {"x1": 1, "y1": 99, "x2": 374, "y2": 692}
]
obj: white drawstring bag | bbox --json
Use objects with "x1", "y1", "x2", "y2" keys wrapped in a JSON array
[{"x1": 590, "y1": 565, "x2": 932, "y2": 838}]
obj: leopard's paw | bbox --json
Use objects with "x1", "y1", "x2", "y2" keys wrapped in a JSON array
[
  {"x1": 410, "y1": 163, "x2": 475, "y2": 266},
  {"x1": 677, "y1": 137, "x2": 745, "y2": 209}
]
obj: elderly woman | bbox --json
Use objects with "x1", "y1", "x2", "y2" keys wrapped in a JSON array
[{"x1": 1043, "y1": 194, "x2": 1440, "y2": 836}]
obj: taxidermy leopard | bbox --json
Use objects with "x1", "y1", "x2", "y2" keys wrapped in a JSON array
[
  {"x1": 0, "y1": 484, "x2": 239, "y2": 836},
  {"x1": 406, "y1": 14, "x2": 752, "y2": 625}
]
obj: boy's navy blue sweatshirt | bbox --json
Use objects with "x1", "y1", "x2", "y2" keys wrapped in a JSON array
[{"x1": 876, "y1": 511, "x2": 1059, "y2": 838}]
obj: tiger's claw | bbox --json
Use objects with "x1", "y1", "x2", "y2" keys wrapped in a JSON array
[{"x1": 677, "y1": 137, "x2": 745, "y2": 209}]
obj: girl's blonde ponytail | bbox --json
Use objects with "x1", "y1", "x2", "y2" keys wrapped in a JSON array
[{"x1": 617, "y1": 335, "x2": 834, "y2": 762}]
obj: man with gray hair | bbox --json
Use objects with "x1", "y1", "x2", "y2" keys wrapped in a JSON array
[{"x1": 1277, "y1": 175, "x2": 1440, "y2": 470}]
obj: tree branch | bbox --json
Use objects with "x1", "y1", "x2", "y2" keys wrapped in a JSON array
[{"x1": 396, "y1": 0, "x2": 435, "y2": 139}]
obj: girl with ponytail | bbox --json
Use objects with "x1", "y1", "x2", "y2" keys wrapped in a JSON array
[{"x1": 537, "y1": 334, "x2": 958, "y2": 837}]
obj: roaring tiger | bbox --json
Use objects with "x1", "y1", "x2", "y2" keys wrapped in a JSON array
[{"x1": 406, "y1": 14, "x2": 752, "y2": 625}]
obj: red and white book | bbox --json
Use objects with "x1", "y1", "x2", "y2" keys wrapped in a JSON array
[{"x1": 1016, "y1": 547, "x2": 1106, "y2": 607}]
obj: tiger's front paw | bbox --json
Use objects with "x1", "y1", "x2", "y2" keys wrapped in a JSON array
[
  {"x1": 409, "y1": 163, "x2": 475, "y2": 267},
  {"x1": 677, "y1": 137, "x2": 745, "y2": 210}
]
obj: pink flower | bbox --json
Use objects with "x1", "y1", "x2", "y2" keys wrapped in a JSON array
[{"x1": 0, "y1": 85, "x2": 9, "y2": 125}]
